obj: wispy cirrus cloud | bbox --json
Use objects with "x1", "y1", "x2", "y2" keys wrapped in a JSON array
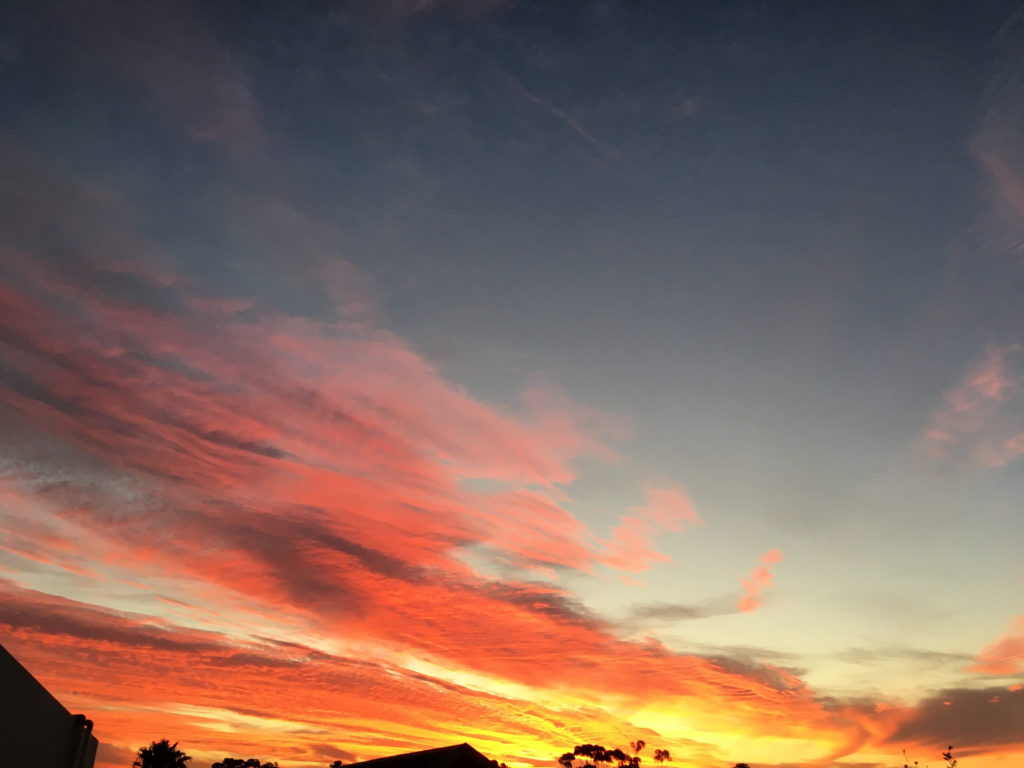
[
  {"x1": 919, "y1": 344, "x2": 1024, "y2": 466},
  {"x1": 970, "y1": 9, "x2": 1024, "y2": 255},
  {"x1": 498, "y1": 70, "x2": 622, "y2": 163},
  {"x1": 920, "y1": 12, "x2": 1024, "y2": 476},
  {"x1": 629, "y1": 594, "x2": 740, "y2": 622},
  {"x1": 968, "y1": 616, "x2": 1024, "y2": 677}
]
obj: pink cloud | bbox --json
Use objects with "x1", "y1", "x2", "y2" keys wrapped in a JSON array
[
  {"x1": 737, "y1": 595, "x2": 761, "y2": 613},
  {"x1": 946, "y1": 346, "x2": 1014, "y2": 412},
  {"x1": 596, "y1": 485, "x2": 700, "y2": 573},
  {"x1": 0, "y1": 146, "x2": 725, "y2": 685},
  {"x1": 598, "y1": 515, "x2": 673, "y2": 573},
  {"x1": 760, "y1": 548, "x2": 783, "y2": 564},
  {"x1": 630, "y1": 486, "x2": 701, "y2": 531},
  {"x1": 942, "y1": 344, "x2": 1015, "y2": 411},
  {"x1": 968, "y1": 616, "x2": 1024, "y2": 676},
  {"x1": 737, "y1": 550, "x2": 783, "y2": 613},
  {"x1": 919, "y1": 345, "x2": 1024, "y2": 466}
]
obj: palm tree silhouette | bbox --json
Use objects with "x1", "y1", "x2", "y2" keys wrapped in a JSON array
[{"x1": 133, "y1": 740, "x2": 191, "y2": 768}]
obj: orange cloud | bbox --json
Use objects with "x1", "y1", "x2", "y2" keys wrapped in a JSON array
[
  {"x1": 0, "y1": 146, "x2": 865, "y2": 768},
  {"x1": 4, "y1": 141, "x2": 1020, "y2": 768},
  {"x1": 0, "y1": 574, "x2": 870, "y2": 768}
]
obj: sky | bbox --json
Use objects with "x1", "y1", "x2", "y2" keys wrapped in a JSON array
[{"x1": 1, "y1": 1, "x2": 1023, "y2": 767}]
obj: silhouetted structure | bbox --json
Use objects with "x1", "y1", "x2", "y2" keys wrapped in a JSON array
[
  {"x1": 0, "y1": 642, "x2": 98, "y2": 768},
  {"x1": 346, "y1": 743, "x2": 498, "y2": 768}
]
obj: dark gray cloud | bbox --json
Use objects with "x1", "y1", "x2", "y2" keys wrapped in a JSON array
[
  {"x1": 692, "y1": 643, "x2": 799, "y2": 664},
  {"x1": 0, "y1": 580, "x2": 273, "y2": 663},
  {"x1": 886, "y1": 686, "x2": 1024, "y2": 749},
  {"x1": 480, "y1": 580, "x2": 600, "y2": 630},
  {"x1": 629, "y1": 594, "x2": 741, "y2": 622},
  {"x1": 836, "y1": 646, "x2": 974, "y2": 667},
  {"x1": 703, "y1": 654, "x2": 808, "y2": 693}
]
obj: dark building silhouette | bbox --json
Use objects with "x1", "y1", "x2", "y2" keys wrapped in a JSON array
[
  {"x1": 0, "y1": 643, "x2": 98, "y2": 768},
  {"x1": 347, "y1": 743, "x2": 499, "y2": 768}
]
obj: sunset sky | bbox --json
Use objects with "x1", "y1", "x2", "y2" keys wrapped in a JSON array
[{"x1": 1, "y1": 2, "x2": 1023, "y2": 767}]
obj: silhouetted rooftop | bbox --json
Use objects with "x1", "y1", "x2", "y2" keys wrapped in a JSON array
[
  {"x1": 347, "y1": 743, "x2": 497, "y2": 768},
  {"x1": 0, "y1": 642, "x2": 98, "y2": 768}
]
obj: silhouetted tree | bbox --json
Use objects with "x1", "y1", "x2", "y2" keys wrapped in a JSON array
[
  {"x1": 733, "y1": 764, "x2": 751, "y2": 768},
  {"x1": 133, "y1": 740, "x2": 191, "y2": 768},
  {"x1": 211, "y1": 759, "x2": 278, "y2": 768},
  {"x1": 330, "y1": 762, "x2": 345, "y2": 768},
  {"x1": 557, "y1": 740, "x2": 669, "y2": 768}
]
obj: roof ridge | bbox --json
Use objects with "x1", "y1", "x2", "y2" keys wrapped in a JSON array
[{"x1": 347, "y1": 743, "x2": 492, "y2": 768}]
